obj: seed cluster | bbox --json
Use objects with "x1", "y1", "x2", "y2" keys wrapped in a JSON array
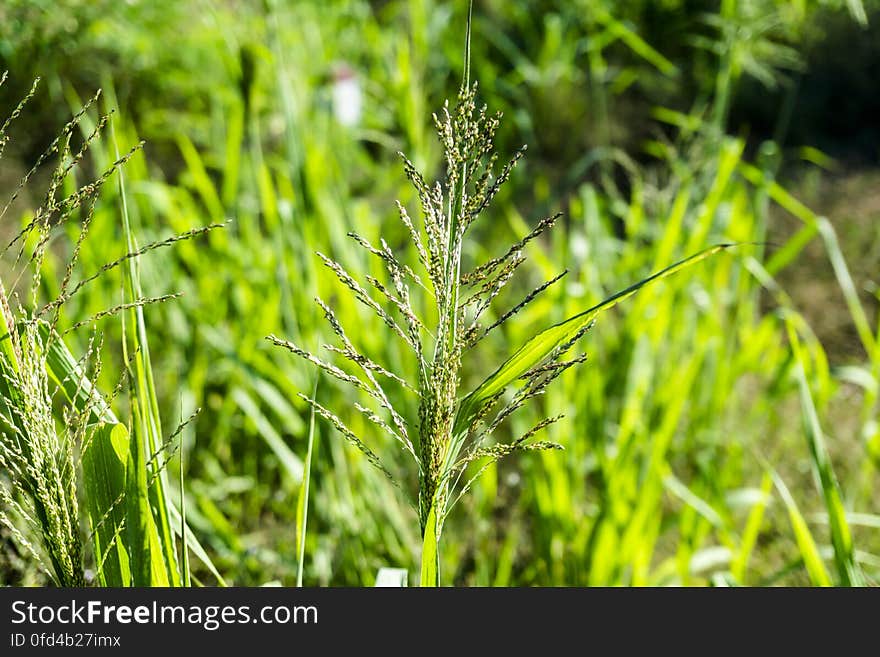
[{"x1": 272, "y1": 82, "x2": 585, "y2": 536}]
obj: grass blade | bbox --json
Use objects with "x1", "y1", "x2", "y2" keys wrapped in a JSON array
[
  {"x1": 81, "y1": 423, "x2": 130, "y2": 586},
  {"x1": 166, "y1": 504, "x2": 227, "y2": 586},
  {"x1": 771, "y1": 469, "x2": 832, "y2": 587},
  {"x1": 786, "y1": 318, "x2": 864, "y2": 586},
  {"x1": 233, "y1": 386, "x2": 304, "y2": 484},
  {"x1": 420, "y1": 505, "x2": 440, "y2": 587},
  {"x1": 125, "y1": 402, "x2": 170, "y2": 585},
  {"x1": 179, "y1": 440, "x2": 190, "y2": 587},
  {"x1": 452, "y1": 244, "x2": 731, "y2": 448},
  {"x1": 114, "y1": 122, "x2": 180, "y2": 586},
  {"x1": 731, "y1": 473, "x2": 772, "y2": 584},
  {"x1": 296, "y1": 377, "x2": 318, "y2": 587}
]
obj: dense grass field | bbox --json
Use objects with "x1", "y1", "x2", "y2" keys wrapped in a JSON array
[{"x1": 0, "y1": 0, "x2": 878, "y2": 587}]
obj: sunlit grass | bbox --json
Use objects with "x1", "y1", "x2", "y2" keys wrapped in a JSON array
[{"x1": 0, "y1": 0, "x2": 876, "y2": 587}]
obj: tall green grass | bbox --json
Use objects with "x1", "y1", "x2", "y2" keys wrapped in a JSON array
[
  {"x1": 1, "y1": 0, "x2": 876, "y2": 587},
  {"x1": 0, "y1": 78, "x2": 220, "y2": 586}
]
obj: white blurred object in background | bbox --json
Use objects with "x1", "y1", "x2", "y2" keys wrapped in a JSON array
[{"x1": 332, "y1": 63, "x2": 362, "y2": 128}]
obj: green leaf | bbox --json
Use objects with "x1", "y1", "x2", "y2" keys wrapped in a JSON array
[
  {"x1": 234, "y1": 386, "x2": 303, "y2": 484},
  {"x1": 786, "y1": 320, "x2": 864, "y2": 586},
  {"x1": 177, "y1": 133, "x2": 226, "y2": 224},
  {"x1": 731, "y1": 473, "x2": 772, "y2": 583},
  {"x1": 125, "y1": 403, "x2": 170, "y2": 586},
  {"x1": 420, "y1": 504, "x2": 440, "y2": 587},
  {"x1": 771, "y1": 470, "x2": 832, "y2": 587},
  {"x1": 450, "y1": 244, "x2": 731, "y2": 468},
  {"x1": 38, "y1": 320, "x2": 216, "y2": 585},
  {"x1": 82, "y1": 423, "x2": 131, "y2": 586},
  {"x1": 593, "y1": 5, "x2": 678, "y2": 76}
]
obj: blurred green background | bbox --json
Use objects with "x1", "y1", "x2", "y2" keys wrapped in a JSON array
[{"x1": 1, "y1": 0, "x2": 878, "y2": 585}]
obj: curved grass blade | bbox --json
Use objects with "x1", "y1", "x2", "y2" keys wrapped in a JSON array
[
  {"x1": 451, "y1": 244, "x2": 732, "y2": 453},
  {"x1": 233, "y1": 386, "x2": 304, "y2": 484}
]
